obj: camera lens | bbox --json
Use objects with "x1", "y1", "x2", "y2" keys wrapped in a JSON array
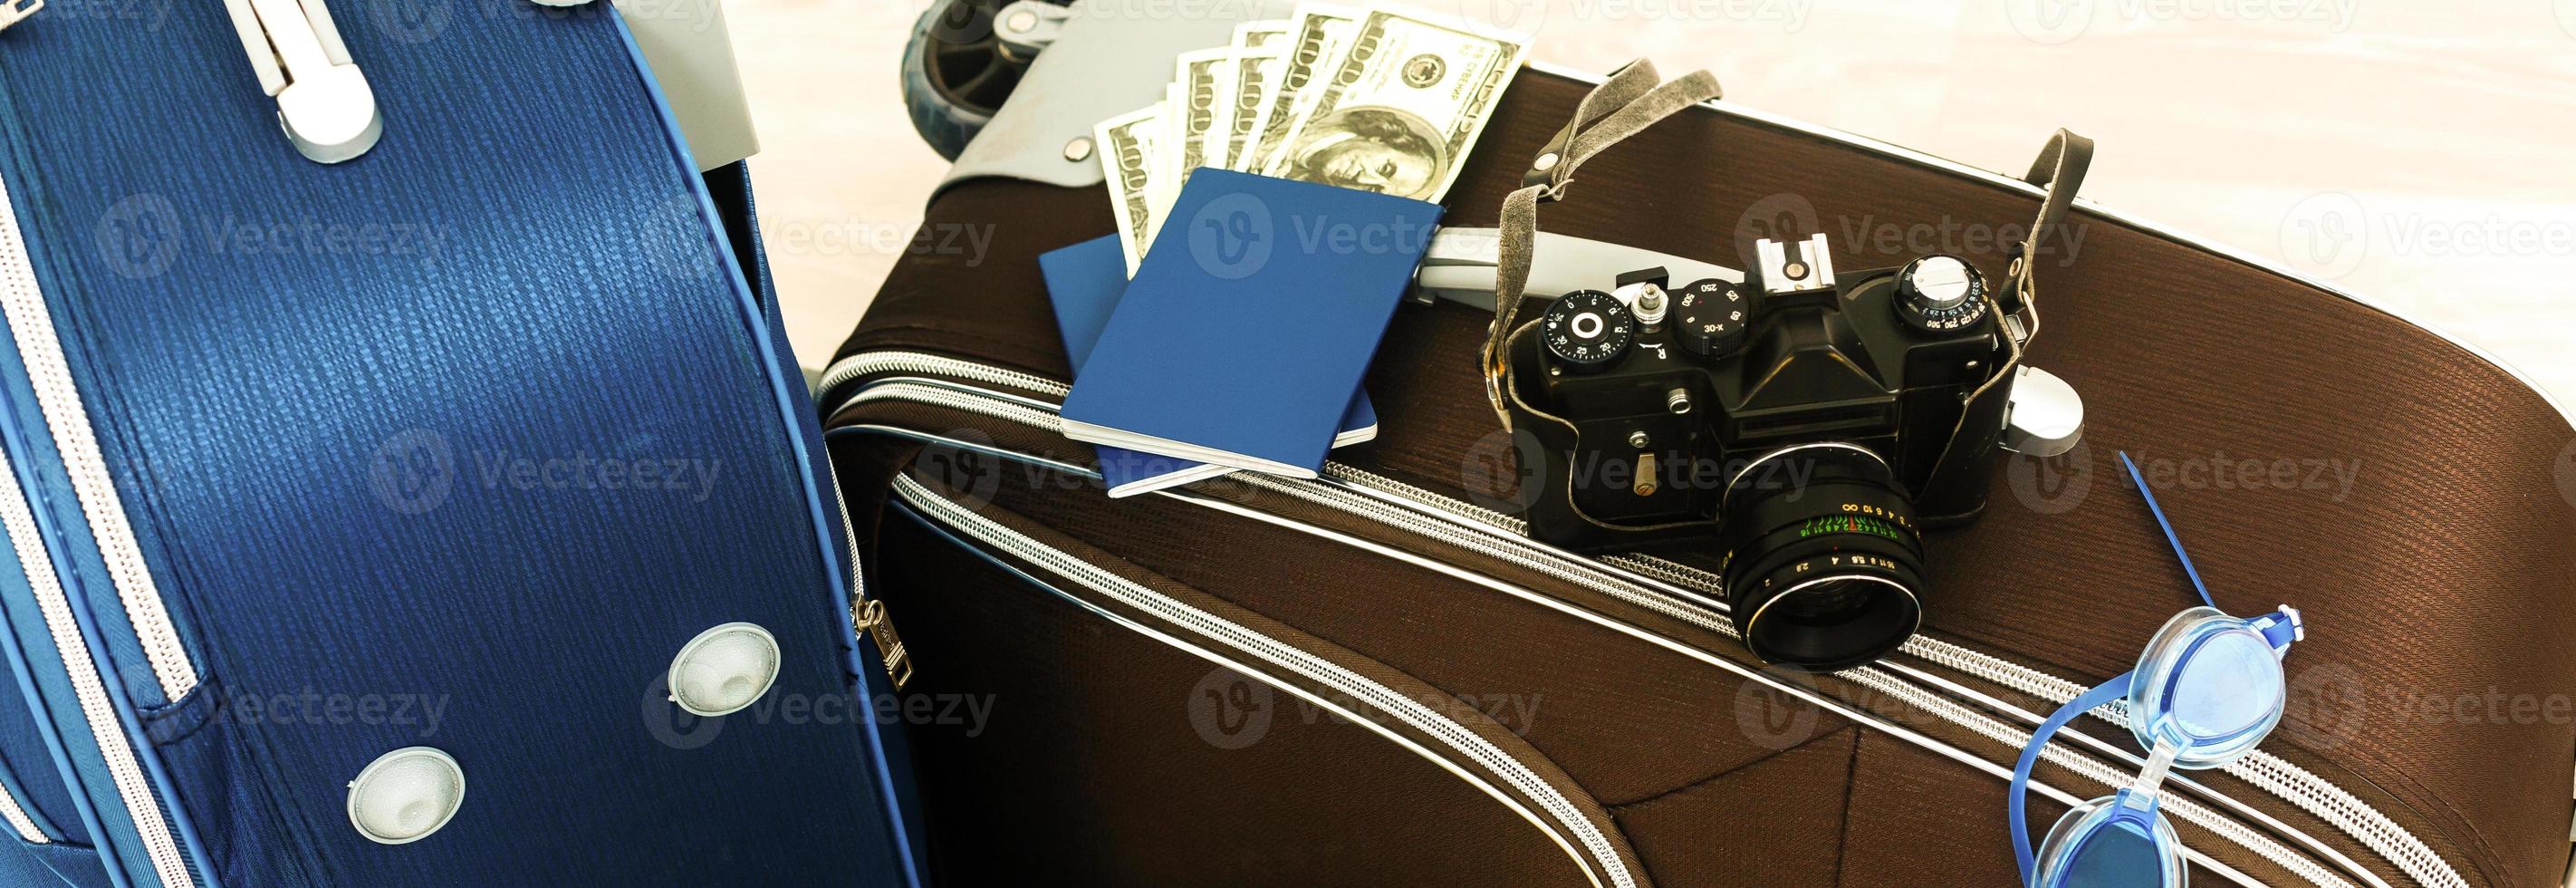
[{"x1": 1718, "y1": 443, "x2": 1926, "y2": 671}]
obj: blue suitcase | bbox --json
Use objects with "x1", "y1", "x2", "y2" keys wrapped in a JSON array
[{"x1": 0, "y1": 2, "x2": 918, "y2": 885}]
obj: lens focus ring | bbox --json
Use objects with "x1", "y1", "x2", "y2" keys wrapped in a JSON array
[{"x1": 1719, "y1": 445, "x2": 1927, "y2": 671}]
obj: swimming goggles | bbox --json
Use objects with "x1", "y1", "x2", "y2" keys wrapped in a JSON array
[{"x1": 2010, "y1": 452, "x2": 2304, "y2": 887}]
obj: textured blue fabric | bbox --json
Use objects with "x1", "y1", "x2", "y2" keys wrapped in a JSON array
[
  {"x1": 0, "y1": 5, "x2": 910, "y2": 888},
  {"x1": 18, "y1": 839, "x2": 113, "y2": 888},
  {"x1": 0, "y1": 837, "x2": 58, "y2": 886}
]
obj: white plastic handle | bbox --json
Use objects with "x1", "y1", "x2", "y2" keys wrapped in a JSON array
[{"x1": 228, "y1": 0, "x2": 380, "y2": 163}]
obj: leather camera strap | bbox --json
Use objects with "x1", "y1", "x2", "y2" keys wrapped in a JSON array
[{"x1": 1484, "y1": 60, "x2": 1720, "y2": 428}]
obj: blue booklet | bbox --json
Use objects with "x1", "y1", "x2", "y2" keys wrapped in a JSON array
[
  {"x1": 1058, "y1": 169, "x2": 1438, "y2": 478},
  {"x1": 1041, "y1": 234, "x2": 1376, "y2": 497}
]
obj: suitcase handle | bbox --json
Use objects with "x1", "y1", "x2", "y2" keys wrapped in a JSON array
[{"x1": 225, "y1": 0, "x2": 383, "y2": 163}]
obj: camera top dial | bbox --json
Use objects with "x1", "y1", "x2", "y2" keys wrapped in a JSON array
[
  {"x1": 1539, "y1": 289, "x2": 1635, "y2": 370},
  {"x1": 1672, "y1": 278, "x2": 1749, "y2": 359},
  {"x1": 1892, "y1": 255, "x2": 1991, "y2": 333}
]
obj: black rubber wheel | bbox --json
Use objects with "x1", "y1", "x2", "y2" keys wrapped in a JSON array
[{"x1": 901, "y1": 0, "x2": 1043, "y2": 160}]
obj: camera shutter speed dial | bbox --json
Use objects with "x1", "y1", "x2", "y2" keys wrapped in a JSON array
[
  {"x1": 1540, "y1": 289, "x2": 1635, "y2": 369},
  {"x1": 1673, "y1": 279, "x2": 1749, "y2": 358},
  {"x1": 1893, "y1": 255, "x2": 1992, "y2": 333}
]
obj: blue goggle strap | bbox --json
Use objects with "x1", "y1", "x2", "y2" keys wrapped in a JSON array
[{"x1": 2013, "y1": 671, "x2": 2138, "y2": 886}]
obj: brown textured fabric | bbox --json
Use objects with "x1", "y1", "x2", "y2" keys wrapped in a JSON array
[
  {"x1": 836, "y1": 67, "x2": 2576, "y2": 887},
  {"x1": 974, "y1": 459, "x2": 1852, "y2": 807},
  {"x1": 1612, "y1": 727, "x2": 1859, "y2": 888},
  {"x1": 874, "y1": 483, "x2": 1611, "y2": 887}
]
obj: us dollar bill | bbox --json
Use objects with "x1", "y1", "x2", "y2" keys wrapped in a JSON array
[
  {"x1": 1216, "y1": 21, "x2": 1290, "y2": 171},
  {"x1": 1241, "y1": 5, "x2": 1358, "y2": 175},
  {"x1": 1232, "y1": 19, "x2": 1290, "y2": 51},
  {"x1": 1259, "y1": 7, "x2": 1528, "y2": 201},
  {"x1": 1094, "y1": 104, "x2": 1164, "y2": 274},
  {"x1": 1151, "y1": 82, "x2": 1183, "y2": 217},
  {"x1": 1217, "y1": 47, "x2": 1284, "y2": 174},
  {"x1": 1170, "y1": 49, "x2": 1231, "y2": 184}
]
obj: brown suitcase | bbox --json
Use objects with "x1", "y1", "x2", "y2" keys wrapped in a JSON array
[{"x1": 823, "y1": 64, "x2": 2576, "y2": 887}]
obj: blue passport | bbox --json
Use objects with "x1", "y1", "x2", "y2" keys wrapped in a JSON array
[
  {"x1": 1058, "y1": 169, "x2": 1439, "y2": 478},
  {"x1": 1041, "y1": 234, "x2": 1377, "y2": 497}
]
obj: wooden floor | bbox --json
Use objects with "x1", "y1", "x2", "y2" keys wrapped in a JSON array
[{"x1": 732, "y1": 0, "x2": 2576, "y2": 413}]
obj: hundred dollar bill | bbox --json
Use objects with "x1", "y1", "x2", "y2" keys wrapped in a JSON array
[
  {"x1": 1094, "y1": 104, "x2": 1164, "y2": 274},
  {"x1": 1232, "y1": 19, "x2": 1290, "y2": 51},
  {"x1": 1169, "y1": 49, "x2": 1230, "y2": 185},
  {"x1": 1216, "y1": 21, "x2": 1290, "y2": 171},
  {"x1": 1260, "y1": 7, "x2": 1527, "y2": 201},
  {"x1": 1150, "y1": 82, "x2": 1183, "y2": 218},
  {"x1": 1241, "y1": 5, "x2": 1358, "y2": 175},
  {"x1": 1216, "y1": 47, "x2": 1284, "y2": 174}
]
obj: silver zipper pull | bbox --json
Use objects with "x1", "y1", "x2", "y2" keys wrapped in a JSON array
[
  {"x1": 852, "y1": 598, "x2": 913, "y2": 692},
  {"x1": 224, "y1": 0, "x2": 380, "y2": 163},
  {"x1": 0, "y1": 0, "x2": 41, "y2": 34}
]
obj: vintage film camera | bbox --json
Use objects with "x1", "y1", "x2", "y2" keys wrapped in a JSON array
[{"x1": 1501, "y1": 234, "x2": 2084, "y2": 670}]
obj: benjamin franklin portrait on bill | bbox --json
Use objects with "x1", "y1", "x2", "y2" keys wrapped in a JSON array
[{"x1": 1278, "y1": 107, "x2": 1447, "y2": 199}]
